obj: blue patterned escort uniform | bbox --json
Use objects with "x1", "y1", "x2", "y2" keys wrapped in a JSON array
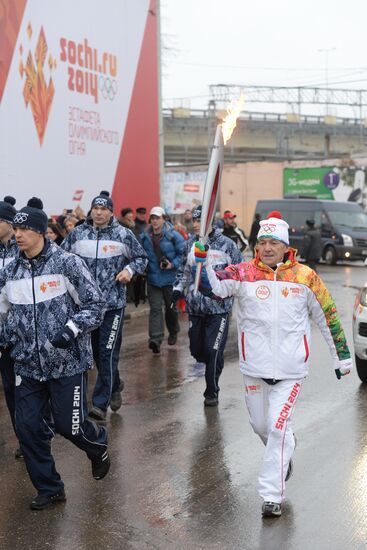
[
  {"x1": 0, "y1": 235, "x2": 18, "y2": 269},
  {"x1": 0, "y1": 240, "x2": 106, "y2": 381},
  {"x1": 174, "y1": 228, "x2": 243, "y2": 314},
  {"x1": 61, "y1": 217, "x2": 147, "y2": 310}
]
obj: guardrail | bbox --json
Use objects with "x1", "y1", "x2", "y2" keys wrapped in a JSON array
[{"x1": 162, "y1": 108, "x2": 366, "y2": 127}]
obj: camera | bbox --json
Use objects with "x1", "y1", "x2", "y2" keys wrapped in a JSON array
[{"x1": 160, "y1": 257, "x2": 169, "y2": 269}]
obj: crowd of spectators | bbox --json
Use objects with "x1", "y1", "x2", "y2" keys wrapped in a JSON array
[{"x1": 46, "y1": 203, "x2": 250, "y2": 309}]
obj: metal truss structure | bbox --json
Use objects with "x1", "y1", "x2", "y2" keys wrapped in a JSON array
[
  {"x1": 209, "y1": 85, "x2": 367, "y2": 111},
  {"x1": 163, "y1": 85, "x2": 367, "y2": 165}
]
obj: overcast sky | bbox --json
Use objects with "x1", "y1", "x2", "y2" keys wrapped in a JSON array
[{"x1": 161, "y1": 0, "x2": 367, "y2": 118}]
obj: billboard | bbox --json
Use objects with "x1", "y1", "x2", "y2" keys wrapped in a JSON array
[
  {"x1": 284, "y1": 167, "x2": 335, "y2": 199},
  {"x1": 284, "y1": 166, "x2": 367, "y2": 207},
  {"x1": 163, "y1": 171, "x2": 207, "y2": 214},
  {"x1": 0, "y1": 0, "x2": 159, "y2": 216}
]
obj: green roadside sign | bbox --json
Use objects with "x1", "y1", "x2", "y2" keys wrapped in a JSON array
[{"x1": 284, "y1": 167, "x2": 335, "y2": 199}]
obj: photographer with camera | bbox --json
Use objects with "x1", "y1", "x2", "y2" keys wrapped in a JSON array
[{"x1": 140, "y1": 207, "x2": 185, "y2": 354}]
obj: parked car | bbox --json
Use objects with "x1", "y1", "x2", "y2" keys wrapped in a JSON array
[
  {"x1": 353, "y1": 285, "x2": 367, "y2": 382},
  {"x1": 254, "y1": 199, "x2": 367, "y2": 264}
]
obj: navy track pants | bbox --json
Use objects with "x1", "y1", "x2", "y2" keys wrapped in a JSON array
[
  {"x1": 91, "y1": 308, "x2": 124, "y2": 411},
  {"x1": 0, "y1": 347, "x2": 16, "y2": 432},
  {"x1": 15, "y1": 372, "x2": 107, "y2": 497},
  {"x1": 188, "y1": 314, "x2": 229, "y2": 399}
]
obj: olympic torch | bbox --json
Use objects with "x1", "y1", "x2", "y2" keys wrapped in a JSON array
[
  {"x1": 193, "y1": 125, "x2": 224, "y2": 294},
  {"x1": 194, "y1": 95, "x2": 244, "y2": 294}
]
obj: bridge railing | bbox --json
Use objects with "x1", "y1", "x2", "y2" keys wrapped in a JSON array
[{"x1": 162, "y1": 108, "x2": 365, "y2": 127}]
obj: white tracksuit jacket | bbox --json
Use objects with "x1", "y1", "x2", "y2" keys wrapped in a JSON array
[{"x1": 206, "y1": 249, "x2": 351, "y2": 379}]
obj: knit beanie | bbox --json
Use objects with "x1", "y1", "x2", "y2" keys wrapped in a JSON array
[
  {"x1": 267, "y1": 210, "x2": 282, "y2": 220},
  {"x1": 192, "y1": 205, "x2": 202, "y2": 220},
  {"x1": 91, "y1": 190, "x2": 113, "y2": 211},
  {"x1": 0, "y1": 196, "x2": 16, "y2": 223},
  {"x1": 257, "y1": 217, "x2": 289, "y2": 245},
  {"x1": 13, "y1": 197, "x2": 48, "y2": 234}
]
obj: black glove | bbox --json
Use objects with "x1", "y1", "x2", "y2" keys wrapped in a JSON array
[
  {"x1": 335, "y1": 369, "x2": 341, "y2": 380},
  {"x1": 51, "y1": 326, "x2": 75, "y2": 349},
  {"x1": 171, "y1": 290, "x2": 183, "y2": 309}
]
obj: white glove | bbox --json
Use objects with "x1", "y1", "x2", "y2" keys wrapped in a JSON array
[{"x1": 335, "y1": 358, "x2": 353, "y2": 380}]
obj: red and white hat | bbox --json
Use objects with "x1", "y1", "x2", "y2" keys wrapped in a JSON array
[{"x1": 257, "y1": 217, "x2": 289, "y2": 245}]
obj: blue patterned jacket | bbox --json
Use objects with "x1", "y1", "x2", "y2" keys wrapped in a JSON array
[
  {"x1": 0, "y1": 240, "x2": 105, "y2": 381},
  {"x1": 0, "y1": 236, "x2": 18, "y2": 269},
  {"x1": 61, "y1": 217, "x2": 147, "y2": 310},
  {"x1": 173, "y1": 228, "x2": 243, "y2": 314}
]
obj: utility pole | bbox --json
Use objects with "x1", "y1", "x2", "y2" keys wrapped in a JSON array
[{"x1": 317, "y1": 47, "x2": 336, "y2": 116}]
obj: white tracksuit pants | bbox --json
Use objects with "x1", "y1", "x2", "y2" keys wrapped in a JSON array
[{"x1": 243, "y1": 375, "x2": 304, "y2": 504}]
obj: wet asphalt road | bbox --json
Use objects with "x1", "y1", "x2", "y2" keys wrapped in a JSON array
[{"x1": 1, "y1": 263, "x2": 367, "y2": 549}]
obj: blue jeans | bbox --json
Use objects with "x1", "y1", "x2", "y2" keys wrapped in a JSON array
[{"x1": 91, "y1": 308, "x2": 124, "y2": 411}]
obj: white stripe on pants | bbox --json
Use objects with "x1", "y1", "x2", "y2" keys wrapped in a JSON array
[{"x1": 243, "y1": 375, "x2": 304, "y2": 503}]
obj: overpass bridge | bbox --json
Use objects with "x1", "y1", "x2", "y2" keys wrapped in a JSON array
[{"x1": 163, "y1": 85, "x2": 367, "y2": 165}]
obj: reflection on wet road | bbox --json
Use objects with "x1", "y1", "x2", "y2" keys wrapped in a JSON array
[{"x1": 1, "y1": 263, "x2": 367, "y2": 549}]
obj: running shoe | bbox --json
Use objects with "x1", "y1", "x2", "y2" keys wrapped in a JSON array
[
  {"x1": 92, "y1": 450, "x2": 110, "y2": 480},
  {"x1": 148, "y1": 341, "x2": 160, "y2": 355},
  {"x1": 14, "y1": 447, "x2": 24, "y2": 459},
  {"x1": 168, "y1": 334, "x2": 177, "y2": 345},
  {"x1": 30, "y1": 490, "x2": 66, "y2": 510},
  {"x1": 88, "y1": 406, "x2": 107, "y2": 421},
  {"x1": 262, "y1": 501, "x2": 282, "y2": 517},
  {"x1": 204, "y1": 397, "x2": 219, "y2": 407}
]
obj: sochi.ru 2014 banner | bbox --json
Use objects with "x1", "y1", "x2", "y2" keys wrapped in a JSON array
[{"x1": 0, "y1": 0, "x2": 159, "y2": 216}]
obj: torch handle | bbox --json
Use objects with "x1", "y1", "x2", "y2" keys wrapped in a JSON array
[
  {"x1": 194, "y1": 124, "x2": 223, "y2": 295},
  {"x1": 193, "y1": 262, "x2": 203, "y2": 296},
  {"x1": 193, "y1": 235, "x2": 208, "y2": 295}
]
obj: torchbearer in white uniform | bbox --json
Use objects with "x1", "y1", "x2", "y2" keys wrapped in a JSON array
[{"x1": 202, "y1": 214, "x2": 352, "y2": 518}]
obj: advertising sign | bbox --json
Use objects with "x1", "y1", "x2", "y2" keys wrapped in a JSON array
[
  {"x1": 284, "y1": 167, "x2": 334, "y2": 199},
  {"x1": 163, "y1": 171, "x2": 207, "y2": 214},
  {"x1": 284, "y1": 166, "x2": 367, "y2": 207},
  {"x1": 0, "y1": 0, "x2": 159, "y2": 215}
]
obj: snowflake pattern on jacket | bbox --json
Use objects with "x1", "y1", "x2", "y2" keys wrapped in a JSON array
[
  {"x1": 0, "y1": 235, "x2": 18, "y2": 269},
  {"x1": 61, "y1": 217, "x2": 148, "y2": 310},
  {"x1": 0, "y1": 240, "x2": 106, "y2": 381},
  {"x1": 173, "y1": 228, "x2": 243, "y2": 314}
]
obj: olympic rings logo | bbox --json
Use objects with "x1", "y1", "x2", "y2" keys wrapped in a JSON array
[
  {"x1": 13, "y1": 212, "x2": 29, "y2": 224},
  {"x1": 261, "y1": 224, "x2": 276, "y2": 233},
  {"x1": 94, "y1": 198, "x2": 108, "y2": 206},
  {"x1": 99, "y1": 76, "x2": 118, "y2": 101}
]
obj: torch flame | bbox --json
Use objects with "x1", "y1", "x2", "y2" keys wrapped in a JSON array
[{"x1": 221, "y1": 94, "x2": 245, "y2": 145}]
